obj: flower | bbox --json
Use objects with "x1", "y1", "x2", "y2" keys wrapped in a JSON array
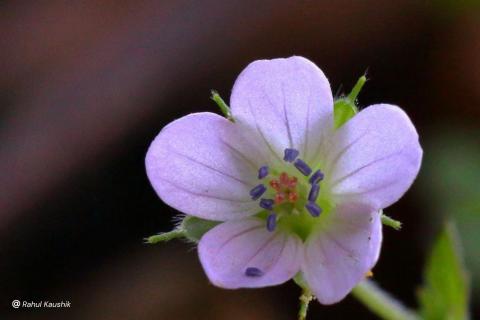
[{"x1": 145, "y1": 56, "x2": 422, "y2": 304}]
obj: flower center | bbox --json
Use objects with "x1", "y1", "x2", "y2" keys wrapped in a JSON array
[{"x1": 249, "y1": 148, "x2": 327, "y2": 237}]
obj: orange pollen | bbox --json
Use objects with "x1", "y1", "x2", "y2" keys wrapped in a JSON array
[
  {"x1": 269, "y1": 172, "x2": 300, "y2": 206},
  {"x1": 269, "y1": 179, "x2": 281, "y2": 191},
  {"x1": 288, "y1": 176, "x2": 298, "y2": 189},
  {"x1": 288, "y1": 192, "x2": 298, "y2": 203},
  {"x1": 274, "y1": 193, "x2": 286, "y2": 205},
  {"x1": 279, "y1": 172, "x2": 289, "y2": 185}
]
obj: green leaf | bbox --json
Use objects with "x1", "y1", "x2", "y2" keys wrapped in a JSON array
[
  {"x1": 181, "y1": 216, "x2": 221, "y2": 243},
  {"x1": 418, "y1": 222, "x2": 470, "y2": 320}
]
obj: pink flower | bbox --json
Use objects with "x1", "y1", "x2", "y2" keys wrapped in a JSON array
[{"x1": 145, "y1": 57, "x2": 422, "y2": 304}]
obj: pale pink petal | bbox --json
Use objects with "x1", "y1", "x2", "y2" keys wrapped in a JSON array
[
  {"x1": 302, "y1": 203, "x2": 382, "y2": 304},
  {"x1": 230, "y1": 56, "x2": 333, "y2": 164},
  {"x1": 198, "y1": 218, "x2": 303, "y2": 288},
  {"x1": 325, "y1": 104, "x2": 422, "y2": 211},
  {"x1": 146, "y1": 112, "x2": 267, "y2": 221}
]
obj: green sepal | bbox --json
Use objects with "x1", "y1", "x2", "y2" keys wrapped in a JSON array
[
  {"x1": 144, "y1": 229, "x2": 186, "y2": 244},
  {"x1": 181, "y1": 216, "x2": 221, "y2": 243},
  {"x1": 211, "y1": 90, "x2": 234, "y2": 121},
  {"x1": 381, "y1": 212, "x2": 402, "y2": 230},
  {"x1": 145, "y1": 216, "x2": 220, "y2": 244},
  {"x1": 334, "y1": 98, "x2": 357, "y2": 129},
  {"x1": 333, "y1": 75, "x2": 367, "y2": 129},
  {"x1": 417, "y1": 222, "x2": 470, "y2": 320}
]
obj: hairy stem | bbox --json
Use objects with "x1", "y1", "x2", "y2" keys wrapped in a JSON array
[
  {"x1": 351, "y1": 280, "x2": 419, "y2": 320},
  {"x1": 298, "y1": 287, "x2": 313, "y2": 320}
]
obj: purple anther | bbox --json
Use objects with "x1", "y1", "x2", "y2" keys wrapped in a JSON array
[
  {"x1": 266, "y1": 212, "x2": 277, "y2": 232},
  {"x1": 257, "y1": 165, "x2": 269, "y2": 179},
  {"x1": 308, "y1": 184, "x2": 320, "y2": 202},
  {"x1": 283, "y1": 148, "x2": 299, "y2": 163},
  {"x1": 309, "y1": 169, "x2": 324, "y2": 184},
  {"x1": 245, "y1": 267, "x2": 264, "y2": 277},
  {"x1": 249, "y1": 184, "x2": 266, "y2": 200},
  {"x1": 305, "y1": 202, "x2": 322, "y2": 217},
  {"x1": 294, "y1": 159, "x2": 312, "y2": 176},
  {"x1": 259, "y1": 198, "x2": 274, "y2": 210}
]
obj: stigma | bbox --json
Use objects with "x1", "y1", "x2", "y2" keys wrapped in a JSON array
[{"x1": 269, "y1": 172, "x2": 298, "y2": 206}]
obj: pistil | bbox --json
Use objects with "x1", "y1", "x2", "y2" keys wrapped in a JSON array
[{"x1": 251, "y1": 148, "x2": 325, "y2": 232}]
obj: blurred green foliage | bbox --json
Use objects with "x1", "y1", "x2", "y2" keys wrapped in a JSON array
[
  {"x1": 422, "y1": 130, "x2": 480, "y2": 294},
  {"x1": 433, "y1": 0, "x2": 480, "y2": 18},
  {"x1": 418, "y1": 223, "x2": 470, "y2": 320}
]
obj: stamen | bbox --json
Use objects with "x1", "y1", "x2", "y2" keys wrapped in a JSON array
[
  {"x1": 245, "y1": 267, "x2": 264, "y2": 277},
  {"x1": 305, "y1": 202, "x2": 322, "y2": 217},
  {"x1": 294, "y1": 159, "x2": 312, "y2": 176},
  {"x1": 258, "y1": 165, "x2": 269, "y2": 179},
  {"x1": 309, "y1": 169, "x2": 324, "y2": 184},
  {"x1": 259, "y1": 198, "x2": 274, "y2": 210},
  {"x1": 266, "y1": 212, "x2": 277, "y2": 232},
  {"x1": 308, "y1": 184, "x2": 320, "y2": 202},
  {"x1": 283, "y1": 148, "x2": 299, "y2": 162},
  {"x1": 249, "y1": 184, "x2": 266, "y2": 200}
]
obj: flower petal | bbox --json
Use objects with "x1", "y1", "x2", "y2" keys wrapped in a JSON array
[
  {"x1": 230, "y1": 56, "x2": 333, "y2": 164},
  {"x1": 146, "y1": 112, "x2": 268, "y2": 221},
  {"x1": 198, "y1": 218, "x2": 303, "y2": 289},
  {"x1": 302, "y1": 203, "x2": 382, "y2": 304},
  {"x1": 326, "y1": 104, "x2": 422, "y2": 210}
]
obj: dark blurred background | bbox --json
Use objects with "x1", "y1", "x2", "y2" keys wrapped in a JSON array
[{"x1": 1, "y1": 1, "x2": 479, "y2": 319}]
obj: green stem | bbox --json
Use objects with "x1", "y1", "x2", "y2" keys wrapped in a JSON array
[
  {"x1": 298, "y1": 287, "x2": 313, "y2": 320},
  {"x1": 145, "y1": 229, "x2": 186, "y2": 244},
  {"x1": 351, "y1": 280, "x2": 419, "y2": 320}
]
